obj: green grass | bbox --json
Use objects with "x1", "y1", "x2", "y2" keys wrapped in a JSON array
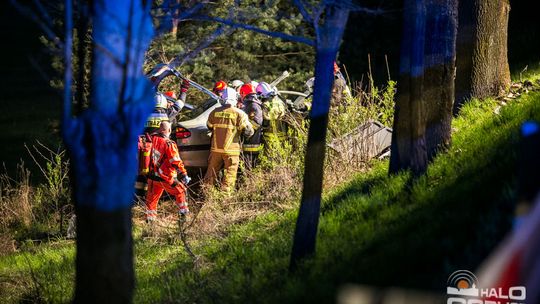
[{"x1": 1, "y1": 85, "x2": 540, "y2": 303}]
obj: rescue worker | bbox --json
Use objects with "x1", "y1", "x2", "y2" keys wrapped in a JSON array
[
  {"x1": 204, "y1": 87, "x2": 254, "y2": 192},
  {"x1": 302, "y1": 62, "x2": 351, "y2": 111},
  {"x1": 331, "y1": 62, "x2": 352, "y2": 108},
  {"x1": 239, "y1": 83, "x2": 263, "y2": 169},
  {"x1": 213, "y1": 80, "x2": 228, "y2": 95},
  {"x1": 144, "y1": 79, "x2": 190, "y2": 133},
  {"x1": 230, "y1": 80, "x2": 244, "y2": 109},
  {"x1": 256, "y1": 82, "x2": 287, "y2": 144},
  {"x1": 145, "y1": 121, "x2": 191, "y2": 222}
]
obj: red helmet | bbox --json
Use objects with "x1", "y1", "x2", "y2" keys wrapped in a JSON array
[
  {"x1": 164, "y1": 91, "x2": 177, "y2": 99},
  {"x1": 213, "y1": 80, "x2": 227, "y2": 93},
  {"x1": 239, "y1": 83, "x2": 256, "y2": 100}
]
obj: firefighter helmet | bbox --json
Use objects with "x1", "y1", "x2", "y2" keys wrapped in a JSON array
[
  {"x1": 213, "y1": 80, "x2": 227, "y2": 94},
  {"x1": 256, "y1": 82, "x2": 275, "y2": 98},
  {"x1": 239, "y1": 83, "x2": 256, "y2": 100},
  {"x1": 231, "y1": 80, "x2": 244, "y2": 90},
  {"x1": 155, "y1": 93, "x2": 168, "y2": 109},
  {"x1": 164, "y1": 91, "x2": 177, "y2": 99},
  {"x1": 221, "y1": 87, "x2": 238, "y2": 106}
]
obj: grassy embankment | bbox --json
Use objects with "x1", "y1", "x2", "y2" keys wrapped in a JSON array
[{"x1": 1, "y1": 69, "x2": 540, "y2": 303}]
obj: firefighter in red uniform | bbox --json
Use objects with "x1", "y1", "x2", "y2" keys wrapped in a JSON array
[{"x1": 145, "y1": 121, "x2": 191, "y2": 222}]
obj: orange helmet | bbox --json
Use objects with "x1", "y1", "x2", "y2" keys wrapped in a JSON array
[
  {"x1": 239, "y1": 83, "x2": 256, "y2": 100},
  {"x1": 164, "y1": 91, "x2": 177, "y2": 99},
  {"x1": 213, "y1": 80, "x2": 227, "y2": 93}
]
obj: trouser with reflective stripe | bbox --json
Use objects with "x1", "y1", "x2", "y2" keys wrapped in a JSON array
[
  {"x1": 204, "y1": 152, "x2": 239, "y2": 192},
  {"x1": 242, "y1": 143, "x2": 262, "y2": 170},
  {"x1": 145, "y1": 179, "x2": 188, "y2": 220}
]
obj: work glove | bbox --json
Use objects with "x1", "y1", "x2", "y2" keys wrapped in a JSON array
[
  {"x1": 180, "y1": 79, "x2": 190, "y2": 93},
  {"x1": 171, "y1": 178, "x2": 180, "y2": 187},
  {"x1": 181, "y1": 174, "x2": 191, "y2": 185}
]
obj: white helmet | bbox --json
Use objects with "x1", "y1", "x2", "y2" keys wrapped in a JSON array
[
  {"x1": 221, "y1": 87, "x2": 238, "y2": 106},
  {"x1": 305, "y1": 77, "x2": 315, "y2": 92},
  {"x1": 256, "y1": 82, "x2": 275, "y2": 98},
  {"x1": 230, "y1": 80, "x2": 244, "y2": 90},
  {"x1": 154, "y1": 93, "x2": 168, "y2": 109}
]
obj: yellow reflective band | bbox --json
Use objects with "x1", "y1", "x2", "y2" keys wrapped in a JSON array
[
  {"x1": 243, "y1": 146, "x2": 262, "y2": 152},
  {"x1": 213, "y1": 123, "x2": 236, "y2": 130},
  {"x1": 143, "y1": 152, "x2": 150, "y2": 156},
  {"x1": 215, "y1": 112, "x2": 237, "y2": 119}
]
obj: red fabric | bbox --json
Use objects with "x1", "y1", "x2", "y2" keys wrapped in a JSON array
[
  {"x1": 145, "y1": 179, "x2": 188, "y2": 219},
  {"x1": 150, "y1": 134, "x2": 187, "y2": 184},
  {"x1": 486, "y1": 249, "x2": 524, "y2": 301}
]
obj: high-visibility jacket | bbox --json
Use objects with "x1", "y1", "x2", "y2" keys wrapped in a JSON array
[
  {"x1": 207, "y1": 104, "x2": 254, "y2": 155},
  {"x1": 148, "y1": 133, "x2": 187, "y2": 184},
  {"x1": 242, "y1": 95, "x2": 263, "y2": 153},
  {"x1": 262, "y1": 96, "x2": 287, "y2": 140}
]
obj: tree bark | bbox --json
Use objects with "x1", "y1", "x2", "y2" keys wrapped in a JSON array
[
  {"x1": 389, "y1": 0, "x2": 428, "y2": 176},
  {"x1": 423, "y1": 0, "x2": 458, "y2": 160},
  {"x1": 454, "y1": 0, "x2": 511, "y2": 112},
  {"x1": 289, "y1": 5, "x2": 349, "y2": 270},
  {"x1": 63, "y1": 1, "x2": 154, "y2": 302}
]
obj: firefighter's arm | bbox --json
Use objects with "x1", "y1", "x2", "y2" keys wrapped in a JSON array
[
  {"x1": 247, "y1": 106, "x2": 263, "y2": 130},
  {"x1": 239, "y1": 111, "x2": 254, "y2": 137},
  {"x1": 166, "y1": 141, "x2": 187, "y2": 175}
]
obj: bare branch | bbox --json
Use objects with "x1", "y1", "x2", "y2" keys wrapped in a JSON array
[
  {"x1": 169, "y1": 25, "x2": 233, "y2": 68},
  {"x1": 293, "y1": 0, "x2": 313, "y2": 23},
  {"x1": 9, "y1": 0, "x2": 63, "y2": 49},
  {"x1": 194, "y1": 15, "x2": 315, "y2": 47}
]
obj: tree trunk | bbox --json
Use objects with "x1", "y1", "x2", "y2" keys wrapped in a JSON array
[
  {"x1": 423, "y1": 0, "x2": 458, "y2": 160},
  {"x1": 289, "y1": 5, "x2": 349, "y2": 270},
  {"x1": 454, "y1": 0, "x2": 511, "y2": 112},
  {"x1": 63, "y1": 1, "x2": 154, "y2": 302},
  {"x1": 171, "y1": 0, "x2": 180, "y2": 37},
  {"x1": 389, "y1": 0, "x2": 428, "y2": 175}
]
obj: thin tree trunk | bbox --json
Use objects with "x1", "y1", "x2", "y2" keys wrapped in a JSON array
[
  {"x1": 290, "y1": 5, "x2": 349, "y2": 270},
  {"x1": 389, "y1": 0, "x2": 427, "y2": 175},
  {"x1": 424, "y1": 0, "x2": 458, "y2": 160}
]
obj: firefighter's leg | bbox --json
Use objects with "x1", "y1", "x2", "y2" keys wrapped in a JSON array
[
  {"x1": 222, "y1": 154, "x2": 240, "y2": 192},
  {"x1": 164, "y1": 182, "x2": 189, "y2": 214},
  {"x1": 204, "y1": 152, "x2": 224, "y2": 186},
  {"x1": 145, "y1": 179, "x2": 164, "y2": 221}
]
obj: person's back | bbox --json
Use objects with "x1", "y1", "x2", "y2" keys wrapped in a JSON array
[
  {"x1": 205, "y1": 88, "x2": 253, "y2": 192},
  {"x1": 208, "y1": 104, "x2": 252, "y2": 155}
]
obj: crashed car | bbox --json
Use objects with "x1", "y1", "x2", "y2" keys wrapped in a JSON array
[{"x1": 147, "y1": 64, "x2": 308, "y2": 172}]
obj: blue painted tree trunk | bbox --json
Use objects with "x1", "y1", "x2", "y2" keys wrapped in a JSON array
[
  {"x1": 290, "y1": 5, "x2": 349, "y2": 270},
  {"x1": 389, "y1": 0, "x2": 428, "y2": 176},
  {"x1": 423, "y1": 0, "x2": 458, "y2": 160},
  {"x1": 62, "y1": 0, "x2": 154, "y2": 302}
]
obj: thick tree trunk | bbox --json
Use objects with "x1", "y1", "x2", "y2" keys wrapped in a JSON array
[
  {"x1": 455, "y1": 0, "x2": 511, "y2": 112},
  {"x1": 63, "y1": 1, "x2": 154, "y2": 302},
  {"x1": 424, "y1": 0, "x2": 458, "y2": 159},
  {"x1": 290, "y1": 5, "x2": 349, "y2": 270},
  {"x1": 74, "y1": 206, "x2": 134, "y2": 303},
  {"x1": 389, "y1": 0, "x2": 428, "y2": 175}
]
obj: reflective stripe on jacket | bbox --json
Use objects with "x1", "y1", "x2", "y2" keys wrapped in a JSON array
[
  {"x1": 207, "y1": 104, "x2": 253, "y2": 155},
  {"x1": 149, "y1": 133, "x2": 187, "y2": 184}
]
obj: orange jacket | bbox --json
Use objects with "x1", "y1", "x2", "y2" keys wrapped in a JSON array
[{"x1": 149, "y1": 133, "x2": 187, "y2": 184}]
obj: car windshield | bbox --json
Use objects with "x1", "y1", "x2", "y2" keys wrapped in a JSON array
[{"x1": 176, "y1": 98, "x2": 219, "y2": 121}]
